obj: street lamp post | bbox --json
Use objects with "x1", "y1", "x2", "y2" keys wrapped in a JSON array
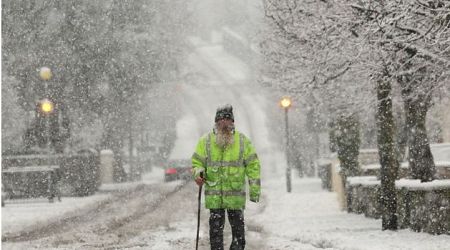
[
  {"x1": 280, "y1": 97, "x2": 292, "y2": 192},
  {"x1": 40, "y1": 67, "x2": 53, "y2": 153},
  {"x1": 39, "y1": 67, "x2": 57, "y2": 202},
  {"x1": 39, "y1": 98, "x2": 54, "y2": 153}
]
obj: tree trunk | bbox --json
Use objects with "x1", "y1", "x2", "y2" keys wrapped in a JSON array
[
  {"x1": 376, "y1": 79, "x2": 399, "y2": 230},
  {"x1": 404, "y1": 99, "x2": 435, "y2": 182},
  {"x1": 397, "y1": 54, "x2": 436, "y2": 182}
]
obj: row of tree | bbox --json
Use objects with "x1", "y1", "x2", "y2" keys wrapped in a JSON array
[
  {"x1": 261, "y1": 0, "x2": 450, "y2": 230},
  {"x1": 2, "y1": 0, "x2": 191, "y2": 180}
]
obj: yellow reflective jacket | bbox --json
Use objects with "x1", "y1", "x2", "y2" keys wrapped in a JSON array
[{"x1": 192, "y1": 130, "x2": 261, "y2": 209}]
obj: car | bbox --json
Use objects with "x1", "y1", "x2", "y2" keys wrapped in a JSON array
[{"x1": 164, "y1": 159, "x2": 192, "y2": 182}]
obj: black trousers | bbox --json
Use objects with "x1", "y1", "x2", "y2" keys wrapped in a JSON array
[{"x1": 209, "y1": 209, "x2": 245, "y2": 250}]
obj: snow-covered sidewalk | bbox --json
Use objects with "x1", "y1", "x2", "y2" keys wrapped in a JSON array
[{"x1": 248, "y1": 175, "x2": 450, "y2": 250}]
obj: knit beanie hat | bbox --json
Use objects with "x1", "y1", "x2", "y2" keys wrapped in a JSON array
[{"x1": 215, "y1": 104, "x2": 234, "y2": 122}]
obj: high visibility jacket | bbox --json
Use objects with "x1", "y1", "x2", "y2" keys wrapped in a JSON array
[{"x1": 192, "y1": 130, "x2": 261, "y2": 209}]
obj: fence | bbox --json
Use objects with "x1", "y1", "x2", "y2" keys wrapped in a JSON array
[{"x1": 2, "y1": 150, "x2": 100, "y2": 204}]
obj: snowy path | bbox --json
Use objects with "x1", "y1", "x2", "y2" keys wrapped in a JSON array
[{"x1": 252, "y1": 175, "x2": 450, "y2": 250}]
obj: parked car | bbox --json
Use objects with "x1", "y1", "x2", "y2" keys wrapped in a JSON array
[{"x1": 164, "y1": 159, "x2": 192, "y2": 182}]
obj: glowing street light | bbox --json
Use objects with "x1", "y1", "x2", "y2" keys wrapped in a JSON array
[
  {"x1": 40, "y1": 99, "x2": 54, "y2": 114},
  {"x1": 40, "y1": 67, "x2": 53, "y2": 81},
  {"x1": 280, "y1": 97, "x2": 292, "y2": 109},
  {"x1": 280, "y1": 96, "x2": 292, "y2": 192},
  {"x1": 38, "y1": 98, "x2": 54, "y2": 154}
]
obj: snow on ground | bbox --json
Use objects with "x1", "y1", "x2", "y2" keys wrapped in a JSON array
[
  {"x1": 248, "y1": 172, "x2": 450, "y2": 250},
  {"x1": 1, "y1": 194, "x2": 110, "y2": 235},
  {"x1": 1, "y1": 167, "x2": 167, "y2": 236},
  {"x1": 126, "y1": 214, "x2": 198, "y2": 249},
  {"x1": 3, "y1": 171, "x2": 450, "y2": 249}
]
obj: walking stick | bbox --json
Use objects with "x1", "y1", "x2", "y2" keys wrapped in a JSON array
[{"x1": 195, "y1": 172, "x2": 203, "y2": 250}]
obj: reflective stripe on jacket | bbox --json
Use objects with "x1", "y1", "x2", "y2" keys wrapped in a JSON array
[{"x1": 192, "y1": 130, "x2": 261, "y2": 209}]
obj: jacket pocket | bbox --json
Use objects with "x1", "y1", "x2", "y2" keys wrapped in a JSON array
[
  {"x1": 227, "y1": 166, "x2": 243, "y2": 177},
  {"x1": 231, "y1": 181, "x2": 244, "y2": 190}
]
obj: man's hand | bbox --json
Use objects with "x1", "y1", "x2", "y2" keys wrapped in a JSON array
[{"x1": 195, "y1": 176, "x2": 204, "y2": 186}]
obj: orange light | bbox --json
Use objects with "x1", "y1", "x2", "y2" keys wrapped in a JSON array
[{"x1": 280, "y1": 97, "x2": 292, "y2": 108}]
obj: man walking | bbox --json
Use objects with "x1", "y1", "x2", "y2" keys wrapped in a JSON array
[{"x1": 192, "y1": 104, "x2": 261, "y2": 250}]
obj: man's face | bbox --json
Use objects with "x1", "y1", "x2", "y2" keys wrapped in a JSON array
[{"x1": 216, "y1": 117, "x2": 234, "y2": 131}]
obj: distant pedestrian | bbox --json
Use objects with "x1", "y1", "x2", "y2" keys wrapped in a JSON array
[{"x1": 192, "y1": 104, "x2": 261, "y2": 250}]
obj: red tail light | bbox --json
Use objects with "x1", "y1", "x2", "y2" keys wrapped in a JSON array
[{"x1": 165, "y1": 168, "x2": 177, "y2": 174}]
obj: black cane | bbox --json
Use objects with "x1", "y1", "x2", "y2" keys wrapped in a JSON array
[{"x1": 195, "y1": 172, "x2": 203, "y2": 250}]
